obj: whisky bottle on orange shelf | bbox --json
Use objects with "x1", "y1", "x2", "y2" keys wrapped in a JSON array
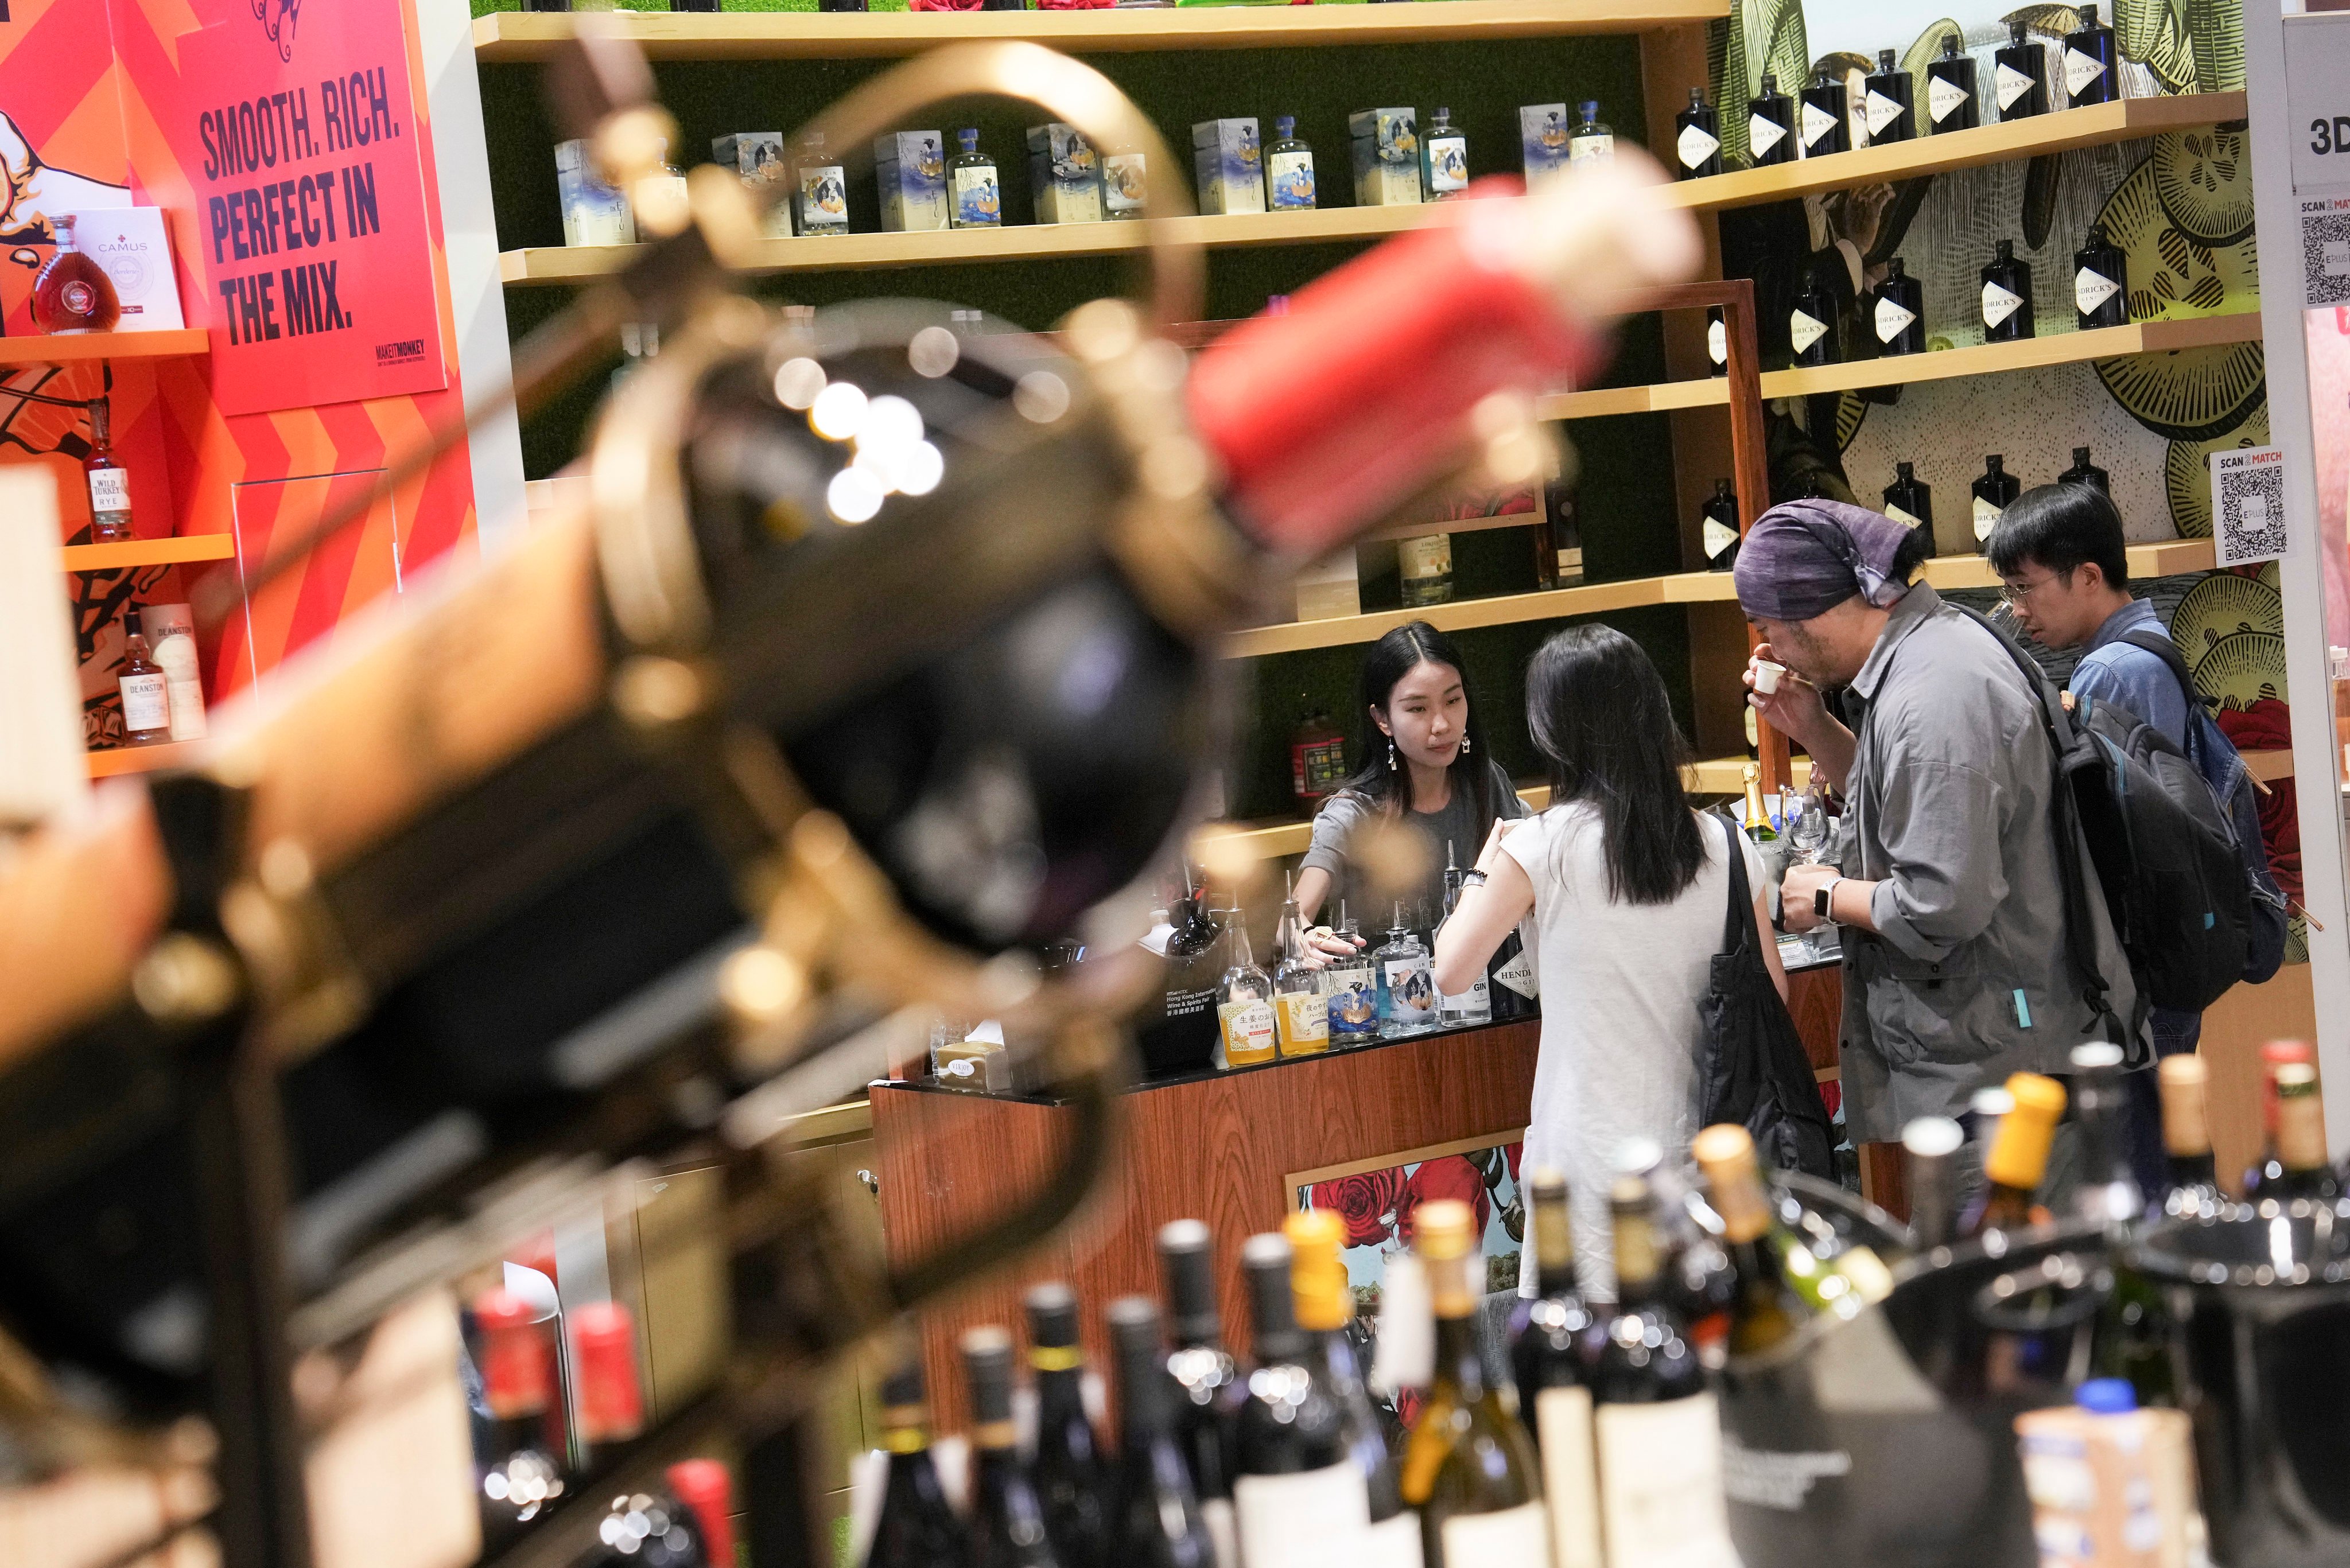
[
  {"x1": 85, "y1": 398, "x2": 133, "y2": 544},
  {"x1": 34, "y1": 215, "x2": 121, "y2": 335},
  {"x1": 115, "y1": 608, "x2": 171, "y2": 748}
]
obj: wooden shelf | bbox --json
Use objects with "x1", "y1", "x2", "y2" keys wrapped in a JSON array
[
  {"x1": 1657, "y1": 93, "x2": 2247, "y2": 216},
  {"x1": 473, "y1": 0, "x2": 1726, "y2": 61},
  {"x1": 1922, "y1": 537, "x2": 2216, "y2": 590},
  {"x1": 87, "y1": 740, "x2": 197, "y2": 779},
  {"x1": 0, "y1": 328, "x2": 209, "y2": 367},
  {"x1": 60, "y1": 534, "x2": 235, "y2": 572}
]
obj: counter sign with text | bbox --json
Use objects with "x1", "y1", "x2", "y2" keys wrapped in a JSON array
[{"x1": 174, "y1": 7, "x2": 448, "y2": 415}]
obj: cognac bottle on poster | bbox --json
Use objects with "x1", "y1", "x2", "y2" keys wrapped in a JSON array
[{"x1": 34, "y1": 215, "x2": 121, "y2": 335}]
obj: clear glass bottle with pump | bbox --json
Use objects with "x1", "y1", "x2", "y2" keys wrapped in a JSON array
[
  {"x1": 1435, "y1": 842, "x2": 1491, "y2": 1029},
  {"x1": 1799, "y1": 69, "x2": 1850, "y2": 157},
  {"x1": 1995, "y1": 21, "x2": 2049, "y2": 120},
  {"x1": 1674, "y1": 88, "x2": 1722, "y2": 178},
  {"x1": 1863, "y1": 49, "x2": 1915, "y2": 145},
  {"x1": 2064, "y1": 3, "x2": 2119, "y2": 108},
  {"x1": 1747, "y1": 73, "x2": 1796, "y2": 168},
  {"x1": 1217, "y1": 912, "x2": 1279, "y2": 1068},
  {"x1": 1323, "y1": 900, "x2": 1380, "y2": 1049},
  {"x1": 1272, "y1": 875, "x2": 1331, "y2": 1057},
  {"x1": 1421, "y1": 107, "x2": 1469, "y2": 200},
  {"x1": 1267, "y1": 115, "x2": 1316, "y2": 211},
  {"x1": 1374, "y1": 903, "x2": 1435, "y2": 1038},
  {"x1": 1981, "y1": 239, "x2": 2035, "y2": 341},
  {"x1": 950, "y1": 129, "x2": 1002, "y2": 229},
  {"x1": 1926, "y1": 34, "x2": 1980, "y2": 133},
  {"x1": 1568, "y1": 102, "x2": 1614, "y2": 166}
]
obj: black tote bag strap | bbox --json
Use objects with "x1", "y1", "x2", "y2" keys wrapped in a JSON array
[{"x1": 1716, "y1": 809, "x2": 1755, "y2": 958}]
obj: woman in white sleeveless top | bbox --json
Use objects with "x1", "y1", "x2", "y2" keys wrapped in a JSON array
[{"x1": 1434, "y1": 625, "x2": 1786, "y2": 1300}]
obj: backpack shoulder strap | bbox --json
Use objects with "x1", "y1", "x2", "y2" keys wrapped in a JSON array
[{"x1": 2117, "y1": 626, "x2": 2199, "y2": 701}]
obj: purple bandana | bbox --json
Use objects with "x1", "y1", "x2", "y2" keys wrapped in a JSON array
[{"x1": 1733, "y1": 499, "x2": 1918, "y2": 622}]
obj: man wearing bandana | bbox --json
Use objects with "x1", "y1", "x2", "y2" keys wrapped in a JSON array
[{"x1": 1735, "y1": 500, "x2": 2140, "y2": 1172}]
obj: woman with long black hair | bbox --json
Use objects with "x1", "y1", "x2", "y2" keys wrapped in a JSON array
[
  {"x1": 1293, "y1": 621, "x2": 1530, "y2": 935},
  {"x1": 1434, "y1": 624, "x2": 1785, "y2": 1299}
]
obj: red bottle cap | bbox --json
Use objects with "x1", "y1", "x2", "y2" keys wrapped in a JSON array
[
  {"x1": 472, "y1": 1287, "x2": 553, "y2": 1421},
  {"x1": 667, "y1": 1460, "x2": 736, "y2": 1566},
  {"x1": 570, "y1": 1300, "x2": 644, "y2": 1444}
]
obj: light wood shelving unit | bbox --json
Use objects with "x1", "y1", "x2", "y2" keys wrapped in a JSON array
[
  {"x1": 0, "y1": 328, "x2": 208, "y2": 367},
  {"x1": 472, "y1": 0, "x2": 1727, "y2": 61},
  {"x1": 61, "y1": 534, "x2": 235, "y2": 573},
  {"x1": 86, "y1": 740, "x2": 198, "y2": 779}
]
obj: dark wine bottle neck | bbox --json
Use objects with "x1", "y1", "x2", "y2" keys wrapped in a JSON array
[{"x1": 2166, "y1": 1151, "x2": 2217, "y2": 1192}]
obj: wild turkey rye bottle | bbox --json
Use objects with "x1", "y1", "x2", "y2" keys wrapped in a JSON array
[
  {"x1": 2157, "y1": 1055, "x2": 2225, "y2": 1219},
  {"x1": 1981, "y1": 239, "x2": 2035, "y2": 341},
  {"x1": 867, "y1": 1349, "x2": 973, "y2": 1568},
  {"x1": 1026, "y1": 1283, "x2": 1111, "y2": 1568},
  {"x1": 1157, "y1": 1220, "x2": 1242, "y2": 1568},
  {"x1": 1107, "y1": 1298, "x2": 1217, "y2": 1568},
  {"x1": 2074, "y1": 223, "x2": 2130, "y2": 329},
  {"x1": 84, "y1": 398, "x2": 134, "y2": 543},
  {"x1": 1398, "y1": 1200, "x2": 1544, "y2": 1567},
  {"x1": 964, "y1": 1327, "x2": 1060, "y2": 1568},
  {"x1": 1232, "y1": 1234, "x2": 1364, "y2": 1565},
  {"x1": 1972, "y1": 454, "x2": 2020, "y2": 548},
  {"x1": 1799, "y1": 68, "x2": 1851, "y2": 157},
  {"x1": 1873, "y1": 257, "x2": 1925, "y2": 355},
  {"x1": 1747, "y1": 74, "x2": 1796, "y2": 168},
  {"x1": 1285, "y1": 1209, "x2": 1419, "y2": 1565},
  {"x1": 1995, "y1": 20, "x2": 2050, "y2": 119},
  {"x1": 1509, "y1": 1170, "x2": 1602, "y2": 1568},
  {"x1": 1926, "y1": 34, "x2": 1979, "y2": 132},
  {"x1": 1961, "y1": 1072, "x2": 2068, "y2": 1236},
  {"x1": 1862, "y1": 49, "x2": 1916, "y2": 145},
  {"x1": 1882, "y1": 461, "x2": 1934, "y2": 542},
  {"x1": 1674, "y1": 88, "x2": 1722, "y2": 178}
]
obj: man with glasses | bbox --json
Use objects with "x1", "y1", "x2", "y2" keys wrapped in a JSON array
[{"x1": 1737, "y1": 497, "x2": 2138, "y2": 1189}]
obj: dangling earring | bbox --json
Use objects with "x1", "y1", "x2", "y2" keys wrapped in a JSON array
[
  {"x1": 1460, "y1": 736, "x2": 1473, "y2": 755},
  {"x1": 1387, "y1": 740, "x2": 1398, "y2": 772}
]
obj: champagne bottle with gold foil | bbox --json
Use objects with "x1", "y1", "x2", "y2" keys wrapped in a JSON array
[
  {"x1": 2245, "y1": 1041, "x2": 2317, "y2": 1197},
  {"x1": 1508, "y1": 1172, "x2": 1601, "y2": 1568},
  {"x1": 1399, "y1": 1199, "x2": 1544, "y2": 1567},
  {"x1": 2157, "y1": 1055, "x2": 2224, "y2": 1218},
  {"x1": 1961, "y1": 1073, "x2": 2067, "y2": 1236},
  {"x1": 1693, "y1": 1125, "x2": 1807, "y2": 1355},
  {"x1": 1283, "y1": 1210, "x2": 1416, "y2": 1558}
]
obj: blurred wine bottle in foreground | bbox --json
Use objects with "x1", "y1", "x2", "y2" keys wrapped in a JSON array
[
  {"x1": 1232, "y1": 1233, "x2": 1361, "y2": 1566},
  {"x1": 471, "y1": 1286, "x2": 567, "y2": 1547},
  {"x1": 1107, "y1": 1296, "x2": 1217, "y2": 1568},
  {"x1": 1284, "y1": 1208, "x2": 1419, "y2": 1563},
  {"x1": 1157, "y1": 1219, "x2": 1242, "y2": 1568},
  {"x1": 1961, "y1": 1073, "x2": 2067, "y2": 1236},
  {"x1": 2157, "y1": 1055, "x2": 2224, "y2": 1218},
  {"x1": 866, "y1": 1350, "x2": 972, "y2": 1568},
  {"x1": 1026, "y1": 1283, "x2": 1112, "y2": 1568},
  {"x1": 2243, "y1": 1040, "x2": 2314, "y2": 1196},
  {"x1": 2250, "y1": 1062, "x2": 2340, "y2": 1203},
  {"x1": 965, "y1": 1328, "x2": 1059, "y2": 1568},
  {"x1": 1508, "y1": 1169, "x2": 1602, "y2": 1568},
  {"x1": 1902, "y1": 1117, "x2": 1965, "y2": 1252}
]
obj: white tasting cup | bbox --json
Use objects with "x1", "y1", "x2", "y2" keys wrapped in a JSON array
[{"x1": 1753, "y1": 659, "x2": 1787, "y2": 694}]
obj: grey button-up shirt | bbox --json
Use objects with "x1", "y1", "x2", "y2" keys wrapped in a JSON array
[{"x1": 1831, "y1": 582, "x2": 2141, "y2": 1142}]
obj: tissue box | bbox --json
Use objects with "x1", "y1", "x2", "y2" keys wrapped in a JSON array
[
  {"x1": 556, "y1": 139, "x2": 634, "y2": 247},
  {"x1": 1026, "y1": 123, "x2": 1104, "y2": 225},
  {"x1": 712, "y1": 133, "x2": 793, "y2": 239},
  {"x1": 1349, "y1": 108, "x2": 1423, "y2": 207},
  {"x1": 1190, "y1": 118, "x2": 1264, "y2": 216},
  {"x1": 874, "y1": 131, "x2": 950, "y2": 233},
  {"x1": 1520, "y1": 103, "x2": 1571, "y2": 192}
]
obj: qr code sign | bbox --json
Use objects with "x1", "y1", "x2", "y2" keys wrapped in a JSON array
[
  {"x1": 2303, "y1": 205, "x2": 2350, "y2": 306},
  {"x1": 2213, "y1": 445, "x2": 2289, "y2": 567}
]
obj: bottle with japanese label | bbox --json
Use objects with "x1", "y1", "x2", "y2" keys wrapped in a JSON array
[
  {"x1": 1873, "y1": 256, "x2": 1925, "y2": 355},
  {"x1": 2075, "y1": 221, "x2": 2129, "y2": 328},
  {"x1": 1882, "y1": 461, "x2": 1933, "y2": 544},
  {"x1": 1568, "y1": 102, "x2": 1614, "y2": 166},
  {"x1": 83, "y1": 398, "x2": 133, "y2": 544},
  {"x1": 1972, "y1": 453, "x2": 2021, "y2": 548},
  {"x1": 1273, "y1": 875, "x2": 1332, "y2": 1058},
  {"x1": 1434, "y1": 842, "x2": 1491, "y2": 1029},
  {"x1": 1863, "y1": 49, "x2": 1916, "y2": 144},
  {"x1": 1789, "y1": 260, "x2": 1839, "y2": 367},
  {"x1": 950, "y1": 129, "x2": 1002, "y2": 229},
  {"x1": 1746, "y1": 73, "x2": 1795, "y2": 168},
  {"x1": 1291, "y1": 707, "x2": 1347, "y2": 810},
  {"x1": 2064, "y1": 3, "x2": 2119, "y2": 108},
  {"x1": 2058, "y1": 445, "x2": 2111, "y2": 493},
  {"x1": 1399, "y1": 533, "x2": 1454, "y2": 608},
  {"x1": 33, "y1": 215, "x2": 121, "y2": 335},
  {"x1": 1926, "y1": 34, "x2": 1980, "y2": 133},
  {"x1": 1216, "y1": 911, "x2": 1279, "y2": 1069},
  {"x1": 1374, "y1": 903, "x2": 1435, "y2": 1038},
  {"x1": 1673, "y1": 88, "x2": 1722, "y2": 179},
  {"x1": 1420, "y1": 107, "x2": 1469, "y2": 201},
  {"x1": 1267, "y1": 116, "x2": 1317, "y2": 211},
  {"x1": 794, "y1": 133, "x2": 849, "y2": 236},
  {"x1": 1996, "y1": 21, "x2": 2049, "y2": 120},
  {"x1": 1700, "y1": 478, "x2": 1740, "y2": 571},
  {"x1": 114, "y1": 608, "x2": 170, "y2": 747},
  {"x1": 1704, "y1": 305, "x2": 1728, "y2": 378},
  {"x1": 1799, "y1": 68, "x2": 1851, "y2": 157},
  {"x1": 1323, "y1": 901, "x2": 1380, "y2": 1049},
  {"x1": 1980, "y1": 238, "x2": 2034, "y2": 341}
]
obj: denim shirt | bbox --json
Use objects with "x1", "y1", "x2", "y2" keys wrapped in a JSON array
[{"x1": 1830, "y1": 583, "x2": 2142, "y2": 1142}]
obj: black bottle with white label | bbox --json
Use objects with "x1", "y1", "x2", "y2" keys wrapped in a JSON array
[
  {"x1": 1863, "y1": 48, "x2": 1915, "y2": 145},
  {"x1": 1675, "y1": 88, "x2": 1723, "y2": 178},
  {"x1": 1747, "y1": 73, "x2": 1796, "y2": 168},
  {"x1": 1706, "y1": 305, "x2": 1728, "y2": 376},
  {"x1": 1789, "y1": 262, "x2": 1839, "y2": 367},
  {"x1": 1926, "y1": 35, "x2": 1980, "y2": 133},
  {"x1": 2058, "y1": 446, "x2": 2111, "y2": 493},
  {"x1": 1873, "y1": 256, "x2": 1925, "y2": 356},
  {"x1": 2074, "y1": 222, "x2": 2129, "y2": 329},
  {"x1": 1995, "y1": 21, "x2": 2049, "y2": 120},
  {"x1": 1972, "y1": 454, "x2": 2021, "y2": 550},
  {"x1": 1799, "y1": 68, "x2": 1851, "y2": 157},
  {"x1": 2064, "y1": 3, "x2": 2119, "y2": 108},
  {"x1": 1883, "y1": 462, "x2": 1934, "y2": 545},
  {"x1": 1980, "y1": 239, "x2": 2035, "y2": 341},
  {"x1": 1702, "y1": 479, "x2": 1741, "y2": 571}
]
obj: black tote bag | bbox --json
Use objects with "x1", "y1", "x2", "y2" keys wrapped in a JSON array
[{"x1": 1696, "y1": 812, "x2": 1838, "y2": 1178}]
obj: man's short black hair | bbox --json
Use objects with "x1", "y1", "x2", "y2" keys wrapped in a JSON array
[{"x1": 1984, "y1": 482, "x2": 2130, "y2": 589}]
